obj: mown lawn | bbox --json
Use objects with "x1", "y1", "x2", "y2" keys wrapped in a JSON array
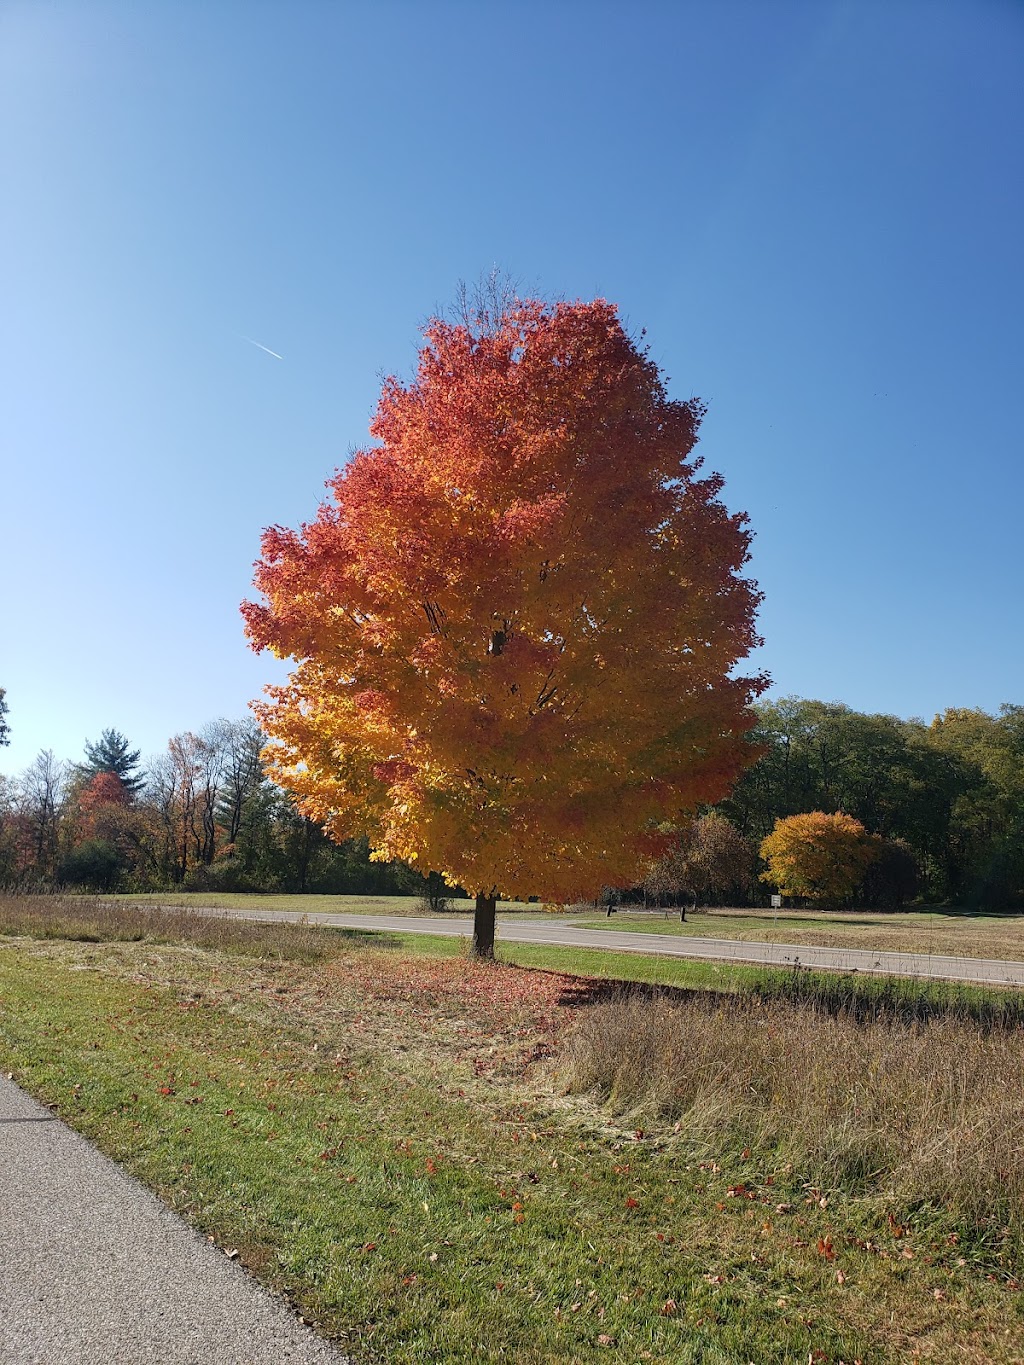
[
  {"x1": 111, "y1": 891, "x2": 1024, "y2": 962},
  {"x1": 572, "y1": 907, "x2": 1024, "y2": 963},
  {"x1": 109, "y1": 890, "x2": 544, "y2": 916},
  {"x1": 2, "y1": 898, "x2": 1023, "y2": 1363}
]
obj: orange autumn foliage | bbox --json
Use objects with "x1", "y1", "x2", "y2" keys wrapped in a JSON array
[
  {"x1": 759, "y1": 811, "x2": 881, "y2": 904},
  {"x1": 243, "y1": 296, "x2": 766, "y2": 901},
  {"x1": 79, "y1": 771, "x2": 131, "y2": 838},
  {"x1": 80, "y1": 770, "x2": 131, "y2": 812}
]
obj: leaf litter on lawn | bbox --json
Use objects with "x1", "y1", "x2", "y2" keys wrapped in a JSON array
[{"x1": 2, "y1": 933, "x2": 1024, "y2": 1362}]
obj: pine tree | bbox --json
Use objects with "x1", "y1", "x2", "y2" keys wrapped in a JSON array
[{"x1": 81, "y1": 728, "x2": 145, "y2": 796}]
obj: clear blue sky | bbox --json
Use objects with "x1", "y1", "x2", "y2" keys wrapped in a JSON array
[{"x1": 2, "y1": 0, "x2": 1022, "y2": 777}]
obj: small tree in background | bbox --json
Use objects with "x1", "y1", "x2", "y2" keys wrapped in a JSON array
[
  {"x1": 685, "y1": 812, "x2": 757, "y2": 905},
  {"x1": 643, "y1": 836, "x2": 694, "y2": 913},
  {"x1": 759, "y1": 811, "x2": 880, "y2": 906},
  {"x1": 645, "y1": 812, "x2": 755, "y2": 916},
  {"x1": 17, "y1": 750, "x2": 69, "y2": 882},
  {"x1": 419, "y1": 870, "x2": 454, "y2": 914},
  {"x1": 0, "y1": 688, "x2": 10, "y2": 747},
  {"x1": 57, "y1": 838, "x2": 123, "y2": 891},
  {"x1": 79, "y1": 770, "x2": 131, "y2": 823}
]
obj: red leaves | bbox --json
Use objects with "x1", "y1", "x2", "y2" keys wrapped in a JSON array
[
  {"x1": 727, "y1": 1184, "x2": 755, "y2": 1200},
  {"x1": 244, "y1": 293, "x2": 764, "y2": 904},
  {"x1": 323, "y1": 953, "x2": 584, "y2": 1051},
  {"x1": 80, "y1": 770, "x2": 130, "y2": 814}
]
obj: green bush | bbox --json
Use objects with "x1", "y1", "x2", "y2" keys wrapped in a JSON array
[{"x1": 57, "y1": 839, "x2": 124, "y2": 891}]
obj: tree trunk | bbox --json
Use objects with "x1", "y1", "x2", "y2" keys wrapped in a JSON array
[{"x1": 473, "y1": 892, "x2": 497, "y2": 958}]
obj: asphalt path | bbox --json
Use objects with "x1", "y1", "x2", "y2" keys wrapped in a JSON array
[
  {"x1": 0, "y1": 1076, "x2": 349, "y2": 1365},
  {"x1": 208, "y1": 908, "x2": 1024, "y2": 987}
]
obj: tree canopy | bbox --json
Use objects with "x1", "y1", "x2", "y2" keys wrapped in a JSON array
[
  {"x1": 644, "y1": 813, "x2": 756, "y2": 910},
  {"x1": 245, "y1": 295, "x2": 765, "y2": 950},
  {"x1": 727, "y1": 697, "x2": 1024, "y2": 907}
]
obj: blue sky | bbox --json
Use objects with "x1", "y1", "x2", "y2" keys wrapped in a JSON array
[{"x1": 2, "y1": 0, "x2": 1022, "y2": 777}]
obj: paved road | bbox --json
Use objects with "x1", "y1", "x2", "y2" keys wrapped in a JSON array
[
  {"x1": 0, "y1": 1076, "x2": 349, "y2": 1365},
  {"x1": 209, "y1": 908, "x2": 1024, "y2": 987}
]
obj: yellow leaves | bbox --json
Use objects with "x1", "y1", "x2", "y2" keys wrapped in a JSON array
[
  {"x1": 245, "y1": 296, "x2": 765, "y2": 901},
  {"x1": 760, "y1": 812, "x2": 880, "y2": 905}
]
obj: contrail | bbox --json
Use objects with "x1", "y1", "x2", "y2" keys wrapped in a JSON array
[{"x1": 240, "y1": 335, "x2": 283, "y2": 360}]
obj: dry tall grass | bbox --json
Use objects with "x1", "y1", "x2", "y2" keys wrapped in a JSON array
[
  {"x1": 0, "y1": 893, "x2": 370, "y2": 962},
  {"x1": 562, "y1": 990, "x2": 1024, "y2": 1244}
]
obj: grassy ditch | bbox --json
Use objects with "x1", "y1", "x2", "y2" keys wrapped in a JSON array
[
  {"x1": 563, "y1": 992, "x2": 1024, "y2": 1241},
  {"x1": 2, "y1": 896, "x2": 1024, "y2": 1362},
  {"x1": 0, "y1": 891, "x2": 389, "y2": 960}
]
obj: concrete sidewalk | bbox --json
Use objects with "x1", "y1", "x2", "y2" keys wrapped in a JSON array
[{"x1": 0, "y1": 1076, "x2": 349, "y2": 1365}]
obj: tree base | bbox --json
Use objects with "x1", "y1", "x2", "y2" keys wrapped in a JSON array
[{"x1": 472, "y1": 893, "x2": 496, "y2": 958}]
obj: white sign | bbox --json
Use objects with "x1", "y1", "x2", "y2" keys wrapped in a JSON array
[{"x1": 770, "y1": 894, "x2": 782, "y2": 908}]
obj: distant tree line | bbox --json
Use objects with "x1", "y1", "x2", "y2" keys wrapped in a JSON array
[
  {"x1": 0, "y1": 718, "x2": 437, "y2": 898},
  {"x1": 1, "y1": 694, "x2": 1021, "y2": 909},
  {"x1": 638, "y1": 698, "x2": 1024, "y2": 912}
]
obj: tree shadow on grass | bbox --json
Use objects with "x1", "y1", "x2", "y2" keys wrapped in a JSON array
[{"x1": 537, "y1": 964, "x2": 1024, "y2": 1031}]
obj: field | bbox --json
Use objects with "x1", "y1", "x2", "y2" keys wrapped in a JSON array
[
  {"x1": 111, "y1": 891, "x2": 1024, "y2": 963},
  {"x1": 109, "y1": 891, "x2": 545, "y2": 917},
  {"x1": 574, "y1": 907, "x2": 1024, "y2": 963},
  {"x1": 3, "y1": 894, "x2": 1024, "y2": 1363}
]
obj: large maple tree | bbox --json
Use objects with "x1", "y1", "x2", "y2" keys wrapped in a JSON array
[{"x1": 243, "y1": 296, "x2": 766, "y2": 953}]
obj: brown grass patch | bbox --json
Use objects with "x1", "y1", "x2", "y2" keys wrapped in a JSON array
[
  {"x1": 562, "y1": 991, "x2": 1024, "y2": 1249},
  {"x1": 0, "y1": 892, "x2": 364, "y2": 962}
]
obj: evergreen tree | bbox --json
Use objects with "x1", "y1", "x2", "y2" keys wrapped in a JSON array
[{"x1": 81, "y1": 729, "x2": 145, "y2": 796}]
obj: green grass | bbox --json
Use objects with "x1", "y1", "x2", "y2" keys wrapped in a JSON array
[
  {"x1": 397, "y1": 929, "x2": 766, "y2": 988},
  {"x1": 571, "y1": 907, "x2": 1024, "y2": 962},
  {"x1": 3, "y1": 897, "x2": 1024, "y2": 1361},
  {"x1": 110, "y1": 891, "x2": 1024, "y2": 961},
  {"x1": 0, "y1": 943, "x2": 876, "y2": 1364}
]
